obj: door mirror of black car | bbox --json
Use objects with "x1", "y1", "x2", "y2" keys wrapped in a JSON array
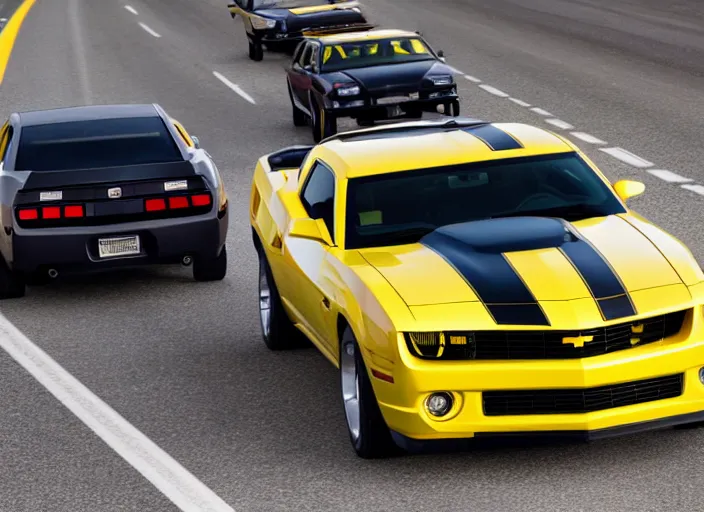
[{"x1": 437, "y1": 50, "x2": 445, "y2": 58}]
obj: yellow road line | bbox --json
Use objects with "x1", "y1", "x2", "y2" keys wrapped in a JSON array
[{"x1": 0, "y1": 0, "x2": 37, "y2": 87}]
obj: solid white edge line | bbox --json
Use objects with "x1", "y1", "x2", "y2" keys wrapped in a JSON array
[
  {"x1": 212, "y1": 71, "x2": 256, "y2": 105},
  {"x1": 464, "y1": 74, "x2": 481, "y2": 83},
  {"x1": 508, "y1": 98, "x2": 531, "y2": 107},
  {"x1": 138, "y1": 22, "x2": 161, "y2": 38},
  {"x1": 530, "y1": 107, "x2": 552, "y2": 116},
  {"x1": 599, "y1": 147, "x2": 654, "y2": 168},
  {"x1": 478, "y1": 84, "x2": 509, "y2": 97},
  {"x1": 545, "y1": 118, "x2": 574, "y2": 130},
  {"x1": 680, "y1": 184, "x2": 704, "y2": 196},
  {"x1": 0, "y1": 313, "x2": 235, "y2": 512},
  {"x1": 647, "y1": 169, "x2": 693, "y2": 183},
  {"x1": 570, "y1": 132, "x2": 606, "y2": 145},
  {"x1": 124, "y1": 5, "x2": 138, "y2": 14}
]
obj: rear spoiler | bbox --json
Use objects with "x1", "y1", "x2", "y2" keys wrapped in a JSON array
[
  {"x1": 20, "y1": 160, "x2": 197, "y2": 190},
  {"x1": 267, "y1": 145, "x2": 314, "y2": 171},
  {"x1": 302, "y1": 22, "x2": 376, "y2": 37}
]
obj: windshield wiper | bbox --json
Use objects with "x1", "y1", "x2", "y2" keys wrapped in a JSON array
[{"x1": 491, "y1": 203, "x2": 608, "y2": 221}]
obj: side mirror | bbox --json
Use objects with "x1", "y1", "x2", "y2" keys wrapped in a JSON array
[
  {"x1": 191, "y1": 136, "x2": 201, "y2": 149},
  {"x1": 288, "y1": 217, "x2": 333, "y2": 246},
  {"x1": 613, "y1": 180, "x2": 645, "y2": 202}
]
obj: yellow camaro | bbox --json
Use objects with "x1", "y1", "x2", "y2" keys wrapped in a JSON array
[{"x1": 249, "y1": 117, "x2": 704, "y2": 458}]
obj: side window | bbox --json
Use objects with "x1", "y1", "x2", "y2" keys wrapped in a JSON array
[
  {"x1": 309, "y1": 43, "x2": 320, "y2": 72},
  {"x1": 300, "y1": 161, "x2": 336, "y2": 241},
  {"x1": 292, "y1": 41, "x2": 306, "y2": 64},
  {"x1": 299, "y1": 44, "x2": 313, "y2": 69}
]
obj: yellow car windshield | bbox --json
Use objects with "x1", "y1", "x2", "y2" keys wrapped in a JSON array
[
  {"x1": 321, "y1": 37, "x2": 434, "y2": 72},
  {"x1": 344, "y1": 153, "x2": 626, "y2": 249}
]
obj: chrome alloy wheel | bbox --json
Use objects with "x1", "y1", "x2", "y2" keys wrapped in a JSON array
[
  {"x1": 258, "y1": 261, "x2": 271, "y2": 338},
  {"x1": 341, "y1": 339, "x2": 361, "y2": 441}
]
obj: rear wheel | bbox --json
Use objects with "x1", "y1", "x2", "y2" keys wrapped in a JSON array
[
  {"x1": 339, "y1": 326, "x2": 401, "y2": 459},
  {"x1": 193, "y1": 246, "x2": 227, "y2": 281},
  {"x1": 446, "y1": 99, "x2": 460, "y2": 117},
  {"x1": 248, "y1": 39, "x2": 263, "y2": 61},
  {"x1": 0, "y1": 257, "x2": 25, "y2": 299}
]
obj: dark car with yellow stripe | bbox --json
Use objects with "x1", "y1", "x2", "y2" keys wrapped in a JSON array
[
  {"x1": 227, "y1": 0, "x2": 368, "y2": 61},
  {"x1": 286, "y1": 28, "x2": 460, "y2": 142}
]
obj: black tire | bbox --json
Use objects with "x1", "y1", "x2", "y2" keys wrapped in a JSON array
[
  {"x1": 193, "y1": 246, "x2": 227, "y2": 281},
  {"x1": 310, "y1": 98, "x2": 337, "y2": 143},
  {"x1": 257, "y1": 248, "x2": 309, "y2": 350},
  {"x1": 248, "y1": 40, "x2": 263, "y2": 61},
  {"x1": 674, "y1": 422, "x2": 704, "y2": 430},
  {"x1": 447, "y1": 99, "x2": 460, "y2": 117},
  {"x1": 339, "y1": 326, "x2": 402, "y2": 459},
  {"x1": 0, "y1": 257, "x2": 25, "y2": 299},
  {"x1": 288, "y1": 82, "x2": 306, "y2": 127},
  {"x1": 356, "y1": 118, "x2": 374, "y2": 127}
]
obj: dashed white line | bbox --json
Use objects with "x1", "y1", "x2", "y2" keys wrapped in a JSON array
[
  {"x1": 530, "y1": 107, "x2": 553, "y2": 116},
  {"x1": 570, "y1": 132, "x2": 606, "y2": 145},
  {"x1": 213, "y1": 71, "x2": 256, "y2": 105},
  {"x1": 680, "y1": 184, "x2": 704, "y2": 196},
  {"x1": 464, "y1": 74, "x2": 481, "y2": 83},
  {"x1": 478, "y1": 84, "x2": 509, "y2": 97},
  {"x1": 139, "y1": 22, "x2": 161, "y2": 38},
  {"x1": 647, "y1": 169, "x2": 693, "y2": 184},
  {"x1": 0, "y1": 314, "x2": 235, "y2": 512},
  {"x1": 124, "y1": 5, "x2": 138, "y2": 15},
  {"x1": 509, "y1": 98, "x2": 531, "y2": 107},
  {"x1": 545, "y1": 118, "x2": 574, "y2": 130},
  {"x1": 599, "y1": 147, "x2": 654, "y2": 168}
]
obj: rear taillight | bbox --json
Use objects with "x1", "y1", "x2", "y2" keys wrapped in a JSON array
[
  {"x1": 64, "y1": 205, "x2": 84, "y2": 218},
  {"x1": 18, "y1": 208, "x2": 38, "y2": 220},
  {"x1": 191, "y1": 194, "x2": 211, "y2": 207},
  {"x1": 146, "y1": 193, "x2": 212, "y2": 213},
  {"x1": 145, "y1": 198, "x2": 166, "y2": 211},
  {"x1": 168, "y1": 196, "x2": 189, "y2": 209},
  {"x1": 42, "y1": 206, "x2": 61, "y2": 219}
]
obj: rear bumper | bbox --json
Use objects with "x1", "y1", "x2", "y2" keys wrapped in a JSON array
[
  {"x1": 370, "y1": 308, "x2": 704, "y2": 447},
  {"x1": 10, "y1": 208, "x2": 228, "y2": 274}
]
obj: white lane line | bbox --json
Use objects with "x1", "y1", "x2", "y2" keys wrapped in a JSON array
[
  {"x1": 570, "y1": 132, "x2": 606, "y2": 145},
  {"x1": 139, "y1": 22, "x2": 161, "y2": 38},
  {"x1": 545, "y1": 118, "x2": 574, "y2": 130},
  {"x1": 530, "y1": 107, "x2": 552, "y2": 116},
  {"x1": 0, "y1": 314, "x2": 235, "y2": 512},
  {"x1": 478, "y1": 84, "x2": 509, "y2": 97},
  {"x1": 509, "y1": 98, "x2": 531, "y2": 107},
  {"x1": 681, "y1": 184, "x2": 704, "y2": 196},
  {"x1": 124, "y1": 5, "x2": 138, "y2": 14},
  {"x1": 647, "y1": 169, "x2": 693, "y2": 183},
  {"x1": 68, "y1": 0, "x2": 93, "y2": 105},
  {"x1": 464, "y1": 74, "x2": 481, "y2": 83},
  {"x1": 213, "y1": 71, "x2": 256, "y2": 105},
  {"x1": 599, "y1": 147, "x2": 654, "y2": 168}
]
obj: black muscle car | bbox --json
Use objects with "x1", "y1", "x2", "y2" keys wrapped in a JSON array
[
  {"x1": 227, "y1": 0, "x2": 369, "y2": 61},
  {"x1": 285, "y1": 28, "x2": 461, "y2": 142}
]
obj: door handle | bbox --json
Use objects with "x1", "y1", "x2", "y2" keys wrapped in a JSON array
[{"x1": 321, "y1": 296, "x2": 330, "y2": 310}]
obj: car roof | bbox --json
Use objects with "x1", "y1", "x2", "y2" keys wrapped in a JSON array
[
  {"x1": 313, "y1": 119, "x2": 577, "y2": 179},
  {"x1": 15, "y1": 104, "x2": 162, "y2": 127},
  {"x1": 315, "y1": 28, "x2": 420, "y2": 44}
]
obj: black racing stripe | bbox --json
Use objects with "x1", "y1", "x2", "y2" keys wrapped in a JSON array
[
  {"x1": 560, "y1": 239, "x2": 637, "y2": 320},
  {"x1": 422, "y1": 231, "x2": 550, "y2": 326},
  {"x1": 463, "y1": 124, "x2": 523, "y2": 151}
]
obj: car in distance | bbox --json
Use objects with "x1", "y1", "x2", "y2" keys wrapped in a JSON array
[
  {"x1": 249, "y1": 117, "x2": 704, "y2": 458},
  {"x1": 227, "y1": 0, "x2": 369, "y2": 61},
  {"x1": 0, "y1": 104, "x2": 229, "y2": 298},
  {"x1": 287, "y1": 28, "x2": 460, "y2": 142}
]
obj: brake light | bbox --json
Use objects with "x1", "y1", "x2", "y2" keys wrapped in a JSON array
[
  {"x1": 42, "y1": 206, "x2": 61, "y2": 219},
  {"x1": 145, "y1": 198, "x2": 166, "y2": 211},
  {"x1": 168, "y1": 196, "x2": 189, "y2": 209},
  {"x1": 18, "y1": 208, "x2": 38, "y2": 220},
  {"x1": 64, "y1": 205, "x2": 84, "y2": 218},
  {"x1": 191, "y1": 194, "x2": 211, "y2": 207}
]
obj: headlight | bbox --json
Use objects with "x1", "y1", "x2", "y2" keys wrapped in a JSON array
[
  {"x1": 405, "y1": 332, "x2": 476, "y2": 360},
  {"x1": 250, "y1": 15, "x2": 276, "y2": 30},
  {"x1": 429, "y1": 75, "x2": 453, "y2": 86},
  {"x1": 335, "y1": 84, "x2": 360, "y2": 96}
]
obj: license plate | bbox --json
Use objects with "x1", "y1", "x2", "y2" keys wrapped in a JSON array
[
  {"x1": 377, "y1": 93, "x2": 419, "y2": 105},
  {"x1": 98, "y1": 235, "x2": 141, "y2": 258}
]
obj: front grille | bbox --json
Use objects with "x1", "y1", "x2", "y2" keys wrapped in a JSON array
[
  {"x1": 405, "y1": 310, "x2": 687, "y2": 360},
  {"x1": 483, "y1": 374, "x2": 683, "y2": 416}
]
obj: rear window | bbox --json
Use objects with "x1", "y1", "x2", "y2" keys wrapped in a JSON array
[{"x1": 14, "y1": 116, "x2": 183, "y2": 172}]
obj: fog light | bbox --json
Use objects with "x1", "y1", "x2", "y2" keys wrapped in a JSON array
[
  {"x1": 699, "y1": 367, "x2": 704, "y2": 384},
  {"x1": 426, "y1": 392, "x2": 453, "y2": 417}
]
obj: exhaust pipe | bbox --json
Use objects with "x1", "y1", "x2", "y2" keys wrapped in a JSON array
[
  {"x1": 181, "y1": 255, "x2": 193, "y2": 266},
  {"x1": 47, "y1": 268, "x2": 59, "y2": 279}
]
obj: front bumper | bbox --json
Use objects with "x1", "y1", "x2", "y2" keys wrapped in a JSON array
[
  {"x1": 325, "y1": 92, "x2": 459, "y2": 119},
  {"x1": 10, "y1": 208, "x2": 228, "y2": 274},
  {"x1": 370, "y1": 308, "x2": 704, "y2": 448}
]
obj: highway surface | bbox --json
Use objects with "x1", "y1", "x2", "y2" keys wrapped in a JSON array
[{"x1": 0, "y1": 0, "x2": 703, "y2": 510}]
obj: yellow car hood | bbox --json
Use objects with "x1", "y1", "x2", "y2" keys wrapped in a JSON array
[{"x1": 359, "y1": 214, "x2": 703, "y2": 329}]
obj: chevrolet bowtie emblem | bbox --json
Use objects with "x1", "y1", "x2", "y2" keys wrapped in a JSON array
[{"x1": 562, "y1": 335, "x2": 594, "y2": 348}]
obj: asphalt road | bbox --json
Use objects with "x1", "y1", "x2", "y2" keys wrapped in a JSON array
[{"x1": 0, "y1": 0, "x2": 703, "y2": 511}]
